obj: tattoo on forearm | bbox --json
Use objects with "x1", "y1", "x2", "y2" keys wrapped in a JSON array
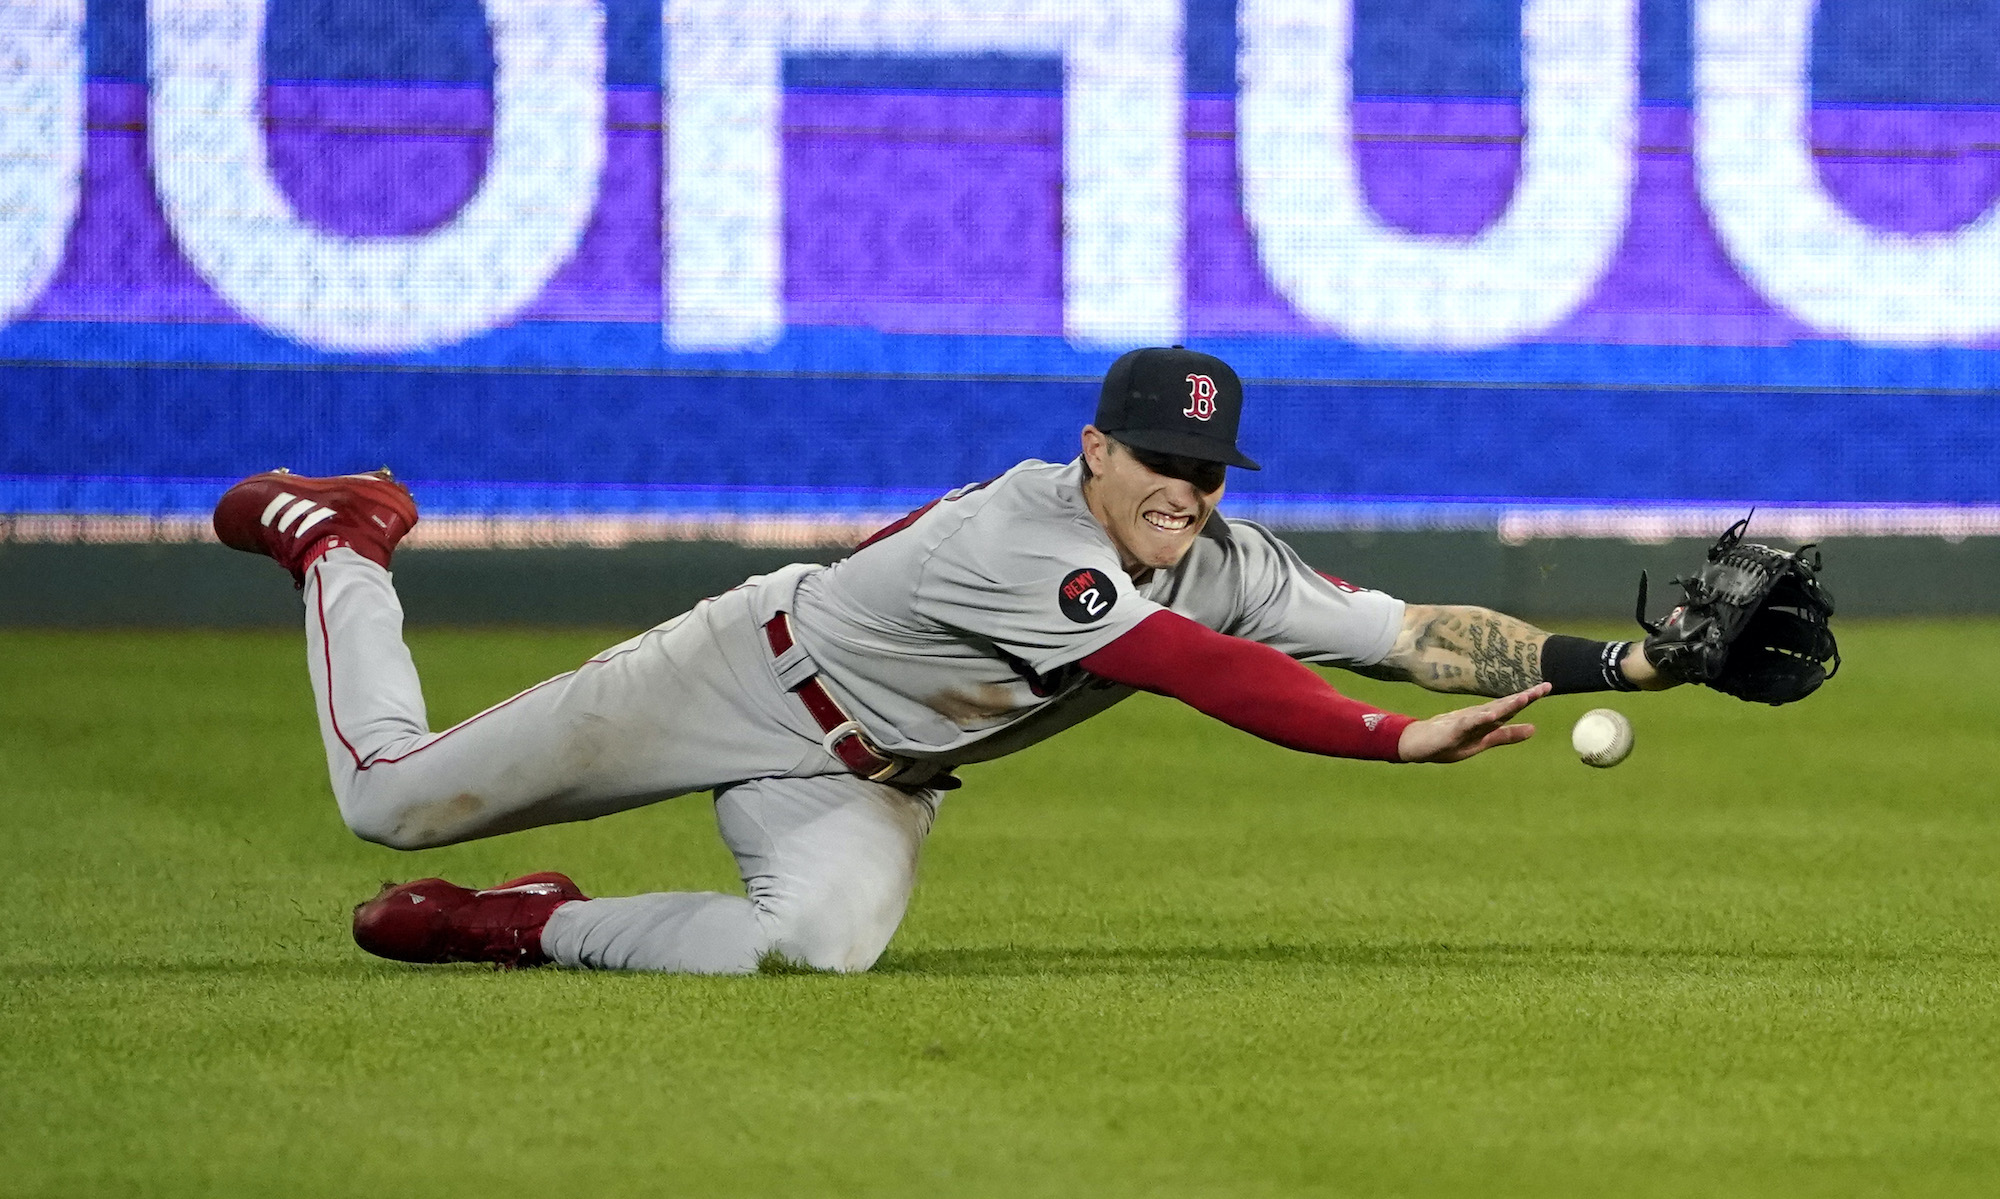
[
  {"x1": 1365, "y1": 606, "x2": 1550, "y2": 696},
  {"x1": 1458, "y1": 612, "x2": 1543, "y2": 694}
]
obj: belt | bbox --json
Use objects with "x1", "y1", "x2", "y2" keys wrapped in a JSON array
[{"x1": 763, "y1": 612, "x2": 907, "y2": 783}]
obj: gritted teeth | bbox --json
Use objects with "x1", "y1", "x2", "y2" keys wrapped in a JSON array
[{"x1": 1144, "y1": 511, "x2": 1193, "y2": 531}]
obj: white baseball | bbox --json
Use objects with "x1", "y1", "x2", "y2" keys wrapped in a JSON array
[{"x1": 1571, "y1": 708, "x2": 1634, "y2": 768}]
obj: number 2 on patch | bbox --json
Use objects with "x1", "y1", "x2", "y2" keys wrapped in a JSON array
[{"x1": 1059, "y1": 567, "x2": 1118, "y2": 623}]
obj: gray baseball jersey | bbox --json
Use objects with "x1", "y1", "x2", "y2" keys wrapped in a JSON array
[
  {"x1": 787, "y1": 458, "x2": 1406, "y2": 766},
  {"x1": 295, "y1": 459, "x2": 1404, "y2": 974}
]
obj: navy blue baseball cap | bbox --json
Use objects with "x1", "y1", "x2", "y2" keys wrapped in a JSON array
[{"x1": 1095, "y1": 346, "x2": 1260, "y2": 470}]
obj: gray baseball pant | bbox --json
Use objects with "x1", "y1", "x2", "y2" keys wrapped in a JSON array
[{"x1": 301, "y1": 548, "x2": 942, "y2": 973}]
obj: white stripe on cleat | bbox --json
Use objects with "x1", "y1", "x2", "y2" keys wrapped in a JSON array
[
  {"x1": 259, "y1": 491, "x2": 299, "y2": 527},
  {"x1": 273, "y1": 497, "x2": 320, "y2": 533}
]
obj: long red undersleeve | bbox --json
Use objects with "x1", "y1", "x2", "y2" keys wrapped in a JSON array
[{"x1": 1078, "y1": 610, "x2": 1414, "y2": 762}]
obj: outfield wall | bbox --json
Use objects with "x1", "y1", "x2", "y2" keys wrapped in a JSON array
[
  {"x1": 8, "y1": 535, "x2": 1996, "y2": 627},
  {"x1": 3, "y1": 1, "x2": 2000, "y2": 542}
]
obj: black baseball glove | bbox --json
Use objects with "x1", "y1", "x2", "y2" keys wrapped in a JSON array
[{"x1": 1635, "y1": 515, "x2": 1840, "y2": 705}]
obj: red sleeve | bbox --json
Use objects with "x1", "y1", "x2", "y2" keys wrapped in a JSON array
[{"x1": 1079, "y1": 610, "x2": 1414, "y2": 762}]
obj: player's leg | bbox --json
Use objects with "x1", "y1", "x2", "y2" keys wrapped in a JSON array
[
  {"x1": 538, "y1": 773, "x2": 943, "y2": 973},
  {"x1": 303, "y1": 546, "x2": 820, "y2": 849},
  {"x1": 215, "y1": 468, "x2": 822, "y2": 850}
]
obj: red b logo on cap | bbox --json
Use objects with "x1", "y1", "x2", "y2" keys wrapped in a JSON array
[{"x1": 1183, "y1": 374, "x2": 1217, "y2": 421}]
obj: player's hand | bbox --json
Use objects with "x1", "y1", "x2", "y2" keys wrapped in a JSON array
[{"x1": 1396, "y1": 682, "x2": 1550, "y2": 763}]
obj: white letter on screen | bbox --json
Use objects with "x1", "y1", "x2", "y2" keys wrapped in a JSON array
[
  {"x1": 1696, "y1": 0, "x2": 2000, "y2": 344},
  {"x1": 0, "y1": 0, "x2": 84, "y2": 327},
  {"x1": 664, "y1": 0, "x2": 1183, "y2": 351},
  {"x1": 148, "y1": 0, "x2": 604, "y2": 352},
  {"x1": 1238, "y1": 0, "x2": 1635, "y2": 348}
]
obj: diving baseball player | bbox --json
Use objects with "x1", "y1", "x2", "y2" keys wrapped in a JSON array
[{"x1": 211, "y1": 347, "x2": 1837, "y2": 973}]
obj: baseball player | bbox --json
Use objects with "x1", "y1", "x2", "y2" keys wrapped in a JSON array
[{"x1": 211, "y1": 347, "x2": 1833, "y2": 974}]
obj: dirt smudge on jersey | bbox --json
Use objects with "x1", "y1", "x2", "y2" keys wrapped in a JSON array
[{"x1": 928, "y1": 683, "x2": 1023, "y2": 729}]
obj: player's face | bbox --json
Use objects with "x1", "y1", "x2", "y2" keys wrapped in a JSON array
[{"x1": 1081, "y1": 428, "x2": 1226, "y2": 574}]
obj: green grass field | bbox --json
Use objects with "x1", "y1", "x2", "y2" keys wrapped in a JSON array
[{"x1": 6, "y1": 621, "x2": 1999, "y2": 1197}]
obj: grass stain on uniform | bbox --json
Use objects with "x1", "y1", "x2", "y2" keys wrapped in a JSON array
[{"x1": 392, "y1": 791, "x2": 486, "y2": 845}]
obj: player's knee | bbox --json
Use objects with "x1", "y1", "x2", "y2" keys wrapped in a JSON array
[
  {"x1": 763, "y1": 920, "x2": 886, "y2": 973},
  {"x1": 337, "y1": 788, "x2": 482, "y2": 851},
  {"x1": 341, "y1": 808, "x2": 438, "y2": 851},
  {"x1": 754, "y1": 881, "x2": 907, "y2": 973}
]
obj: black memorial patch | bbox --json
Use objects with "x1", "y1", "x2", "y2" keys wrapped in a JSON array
[{"x1": 1059, "y1": 567, "x2": 1116, "y2": 624}]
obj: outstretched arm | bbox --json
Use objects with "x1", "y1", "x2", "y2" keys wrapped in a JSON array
[
  {"x1": 1355, "y1": 604, "x2": 1674, "y2": 697},
  {"x1": 1079, "y1": 609, "x2": 1545, "y2": 764}
]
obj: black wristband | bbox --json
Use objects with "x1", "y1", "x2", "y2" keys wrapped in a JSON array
[{"x1": 1540, "y1": 635, "x2": 1640, "y2": 694}]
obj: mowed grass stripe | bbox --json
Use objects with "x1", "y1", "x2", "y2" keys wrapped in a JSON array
[{"x1": 3, "y1": 622, "x2": 1998, "y2": 1197}]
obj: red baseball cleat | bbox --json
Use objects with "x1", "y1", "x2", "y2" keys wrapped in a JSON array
[
  {"x1": 350, "y1": 872, "x2": 588, "y2": 969},
  {"x1": 212, "y1": 468, "x2": 418, "y2": 585}
]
